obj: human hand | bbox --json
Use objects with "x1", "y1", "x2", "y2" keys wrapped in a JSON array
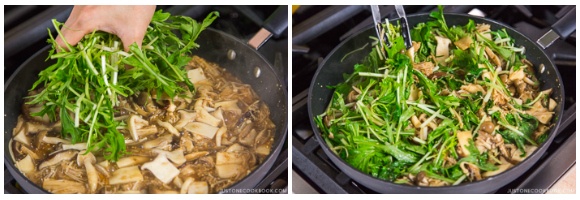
[{"x1": 55, "y1": 5, "x2": 156, "y2": 51}]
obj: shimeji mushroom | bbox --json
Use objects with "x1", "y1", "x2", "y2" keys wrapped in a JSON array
[
  {"x1": 77, "y1": 152, "x2": 98, "y2": 193},
  {"x1": 128, "y1": 115, "x2": 151, "y2": 141}
]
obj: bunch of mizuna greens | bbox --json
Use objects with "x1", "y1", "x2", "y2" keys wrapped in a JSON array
[
  {"x1": 315, "y1": 6, "x2": 551, "y2": 185},
  {"x1": 27, "y1": 10, "x2": 219, "y2": 162}
]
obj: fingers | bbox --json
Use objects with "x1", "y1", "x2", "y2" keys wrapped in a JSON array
[{"x1": 55, "y1": 6, "x2": 93, "y2": 51}]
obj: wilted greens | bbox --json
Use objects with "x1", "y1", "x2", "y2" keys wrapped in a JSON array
[{"x1": 316, "y1": 6, "x2": 556, "y2": 186}]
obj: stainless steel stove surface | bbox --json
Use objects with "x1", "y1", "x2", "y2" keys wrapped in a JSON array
[
  {"x1": 4, "y1": 5, "x2": 287, "y2": 194},
  {"x1": 292, "y1": 5, "x2": 575, "y2": 194}
]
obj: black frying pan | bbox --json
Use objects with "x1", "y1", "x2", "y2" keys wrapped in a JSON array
[
  {"x1": 4, "y1": 27, "x2": 288, "y2": 193},
  {"x1": 308, "y1": 13, "x2": 565, "y2": 193}
]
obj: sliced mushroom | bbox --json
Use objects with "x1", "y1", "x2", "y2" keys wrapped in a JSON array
[
  {"x1": 454, "y1": 35, "x2": 473, "y2": 50},
  {"x1": 435, "y1": 36, "x2": 451, "y2": 64},
  {"x1": 413, "y1": 62, "x2": 435, "y2": 77},
  {"x1": 196, "y1": 107, "x2": 221, "y2": 127},
  {"x1": 255, "y1": 145, "x2": 271, "y2": 156},
  {"x1": 239, "y1": 129, "x2": 258, "y2": 147},
  {"x1": 485, "y1": 46, "x2": 502, "y2": 67},
  {"x1": 214, "y1": 100, "x2": 242, "y2": 115},
  {"x1": 215, "y1": 151, "x2": 249, "y2": 178},
  {"x1": 227, "y1": 143, "x2": 246, "y2": 152},
  {"x1": 188, "y1": 181, "x2": 209, "y2": 194},
  {"x1": 39, "y1": 150, "x2": 78, "y2": 169},
  {"x1": 548, "y1": 98, "x2": 557, "y2": 111},
  {"x1": 109, "y1": 166, "x2": 144, "y2": 185},
  {"x1": 181, "y1": 177, "x2": 194, "y2": 194},
  {"x1": 142, "y1": 134, "x2": 173, "y2": 149},
  {"x1": 174, "y1": 110, "x2": 197, "y2": 131},
  {"x1": 526, "y1": 101, "x2": 554, "y2": 124},
  {"x1": 157, "y1": 120, "x2": 180, "y2": 137},
  {"x1": 141, "y1": 153, "x2": 180, "y2": 184},
  {"x1": 127, "y1": 115, "x2": 150, "y2": 141},
  {"x1": 43, "y1": 179, "x2": 86, "y2": 194},
  {"x1": 187, "y1": 68, "x2": 207, "y2": 85},
  {"x1": 460, "y1": 84, "x2": 485, "y2": 94},
  {"x1": 185, "y1": 151, "x2": 209, "y2": 161},
  {"x1": 77, "y1": 152, "x2": 98, "y2": 193},
  {"x1": 116, "y1": 156, "x2": 151, "y2": 168},
  {"x1": 215, "y1": 126, "x2": 227, "y2": 147},
  {"x1": 62, "y1": 143, "x2": 87, "y2": 151},
  {"x1": 509, "y1": 69, "x2": 525, "y2": 81},
  {"x1": 460, "y1": 162, "x2": 482, "y2": 181},
  {"x1": 457, "y1": 131, "x2": 473, "y2": 157},
  {"x1": 13, "y1": 128, "x2": 30, "y2": 146},
  {"x1": 183, "y1": 122, "x2": 219, "y2": 139},
  {"x1": 16, "y1": 155, "x2": 35, "y2": 176},
  {"x1": 42, "y1": 136, "x2": 71, "y2": 145},
  {"x1": 152, "y1": 149, "x2": 186, "y2": 166}
]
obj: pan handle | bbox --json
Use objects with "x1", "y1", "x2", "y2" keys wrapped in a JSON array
[
  {"x1": 248, "y1": 6, "x2": 288, "y2": 50},
  {"x1": 536, "y1": 6, "x2": 576, "y2": 49}
]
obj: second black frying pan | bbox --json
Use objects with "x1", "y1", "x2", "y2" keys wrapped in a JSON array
[{"x1": 308, "y1": 13, "x2": 565, "y2": 193}]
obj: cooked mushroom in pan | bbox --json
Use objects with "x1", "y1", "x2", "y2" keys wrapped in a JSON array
[
  {"x1": 11, "y1": 56, "x2": 275, "y2": 193},
  {"x1": 315, "y1": 6, "x2": 557, "y2": 186}
]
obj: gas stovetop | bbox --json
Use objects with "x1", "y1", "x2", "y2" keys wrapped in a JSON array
[
  {"x1": 4, "y1": 5, "x2": 287, "y2": 194},
  {"x1": 292, "y1": 5, "x2": 575, "y2": 194}
]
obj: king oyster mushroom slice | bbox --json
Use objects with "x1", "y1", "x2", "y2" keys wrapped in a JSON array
[
  {"x1": 188, "y1": 68, "x2": 207, "y2": 85},
  {"x1": 43, "y1": 179, "x2": 86, "y2": 194},
  {"x1": 109, "y1": 166, "x2": 144, "y2": 185},
  {"x1": 157, "y1": 120, "x2": 180, "y2": 137},
  {"x1": 62, "y1": 143, "x2": 88, "y2": 151},
  {"x1": 141, "y1": 153, "x2": 180, "y2": 184},
  {"x1": 457, "y1": 131, "x2": 473, "y2": 157},
  {"x1": 116, "y1": 156, "x2": 151, "y2": 168},
  {"x1": 180, "y1": 177, "x2": 194, "y2": 194},
  {"x1": 183, "y1": 122, "x2": 219, "y2": 139},
  {"x1": 39, "y1": 150, "x2": 78, "y2": 169},
  {"x1": 435, "y1": 36, "x2": 451, "y2": 64},
  {"x1": 13, "y1": 127, "x2": 30, "y2": 146},
  {"x1": 196, "y1": 108, "x2": 221, "y2": 127},
  {"x1": 255, "y1": 145, "x2": 271, "y2": 156},
  {"x1": 184, "y1": 151, "x2": 209, "y2": 161},
  {"x1": 142, "y1": 134, "x2": 173, "y2": 149},
  {"x1": 16, "y1": 155, "x2": 35, "y2": 175},
  {"x1": 214, "y1": 100, "x2": 242, "y2": 115},
  {"x1": 215, "y1": 151, "x2": 248, "y2": 178},
  {"x1": 42, "y1": 136, "x2": 71, "y2": 145},
  {"x1": 152, "y1": 148, "x2": 186, "y2": 166},
  {"x1": 215, "y1": 126, "x2": 227, "y2": 147},
  {"x1": 188, "y1": 181, "x2": 209, "y2": 194},
  {"x1": 77, "y1": 152, "x2": 98, "y2": 193},
  {"x1": 174, "y1": 110, "x2": 197, "y2": 131}
]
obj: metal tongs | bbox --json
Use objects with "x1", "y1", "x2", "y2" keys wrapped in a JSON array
[{"x1": 370, "y1": 5, "x2": 413, "y2": 51}]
